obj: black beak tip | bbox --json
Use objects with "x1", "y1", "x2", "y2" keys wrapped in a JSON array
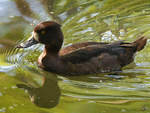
[{"x1": 16, "y1": 36, "x2": 38, "y2": 49}]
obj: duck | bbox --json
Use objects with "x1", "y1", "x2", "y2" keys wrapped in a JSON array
[{"x1": 17, "y1": 21, "x2": 147, "y2": 75}]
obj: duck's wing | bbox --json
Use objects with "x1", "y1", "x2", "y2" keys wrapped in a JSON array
[
  {"x1": 60, "y1": 43, "x2": 118, "y2": 64},
  {"x1": 60, "y1": 37, "x2": 147, "y2": 65},
  {"x1": 59, "y1": 42, "x2": 108, "y2": 56}
]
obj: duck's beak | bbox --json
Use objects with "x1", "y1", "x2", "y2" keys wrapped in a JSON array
[{"x1": 17, "y1": 35, "x2": 38, "y2": 48}]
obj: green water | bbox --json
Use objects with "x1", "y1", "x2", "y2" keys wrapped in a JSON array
[{"x1": 0, "y1": 0, "x2": 150, "y2": 113}]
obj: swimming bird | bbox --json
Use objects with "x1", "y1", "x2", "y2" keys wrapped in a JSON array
[{"x1": 17, "y1": 21, "x2": 147, "y2": 75}]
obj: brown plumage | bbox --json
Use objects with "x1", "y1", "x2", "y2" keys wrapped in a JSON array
[{"x1": 17, "y1": 21, "x2": 147, "y2": 75}]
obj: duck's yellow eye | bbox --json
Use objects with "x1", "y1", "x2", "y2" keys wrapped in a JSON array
[{"x1": 41, "y1": 30, "x2": 46, "y2": 35}]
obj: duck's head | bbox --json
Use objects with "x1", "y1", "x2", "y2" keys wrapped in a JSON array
[{"x1": 18, "y1": 21, "x2": 63, "y2": 52}]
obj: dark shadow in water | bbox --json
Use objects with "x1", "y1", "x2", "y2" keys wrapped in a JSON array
[
  {"x1": 40, "y1": 0, "x2": 78, "y2": 22},
  {"x1": 40, "y1": 0, "x2": 62, "y2": 22},
  {"x1": 16, "y1": 74, "x2": 61, "y2": 108},
  {"x1": 14, "y1": 0, "x2": 37, "y2": 18}
]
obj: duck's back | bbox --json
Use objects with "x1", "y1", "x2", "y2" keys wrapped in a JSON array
[
  {"x1": 59, "y1": 42, "x2": 107, "y2": 56},
  {"x1": 59, "y1": 37, "x2": 147, "y2": 75}
]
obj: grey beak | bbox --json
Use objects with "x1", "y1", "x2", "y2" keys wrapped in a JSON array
[{"x1": 17, "y1": 35, "x2": 38, "y2": 48}]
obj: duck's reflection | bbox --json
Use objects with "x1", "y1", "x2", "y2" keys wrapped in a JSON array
[{"x1": 17, "y1": 74, "x2": 61, "y2": 108}]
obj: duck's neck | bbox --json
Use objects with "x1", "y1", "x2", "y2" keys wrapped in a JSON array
[
  {"x1": 39, "y1": 45, "x2": 66, "y2": 73},
  {"x1": 38, "y1": 45, "x2": 60, "y2": 68},
  {"x1": 44, "y1": 45, "x2": 60, "y2": 56}
]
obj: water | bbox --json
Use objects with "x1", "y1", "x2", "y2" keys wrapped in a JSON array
[{"x1": 0, "y1": 0, "x2": 150, "y2": 113}]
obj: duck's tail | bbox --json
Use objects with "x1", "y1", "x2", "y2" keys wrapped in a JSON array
[{"x1": 133, "y1": 37, "x2": 147, "y2": 51}]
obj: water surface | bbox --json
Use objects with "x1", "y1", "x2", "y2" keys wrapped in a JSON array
[{"x1": 0, "y1": 0, "x2": 150, "y2": 113}]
